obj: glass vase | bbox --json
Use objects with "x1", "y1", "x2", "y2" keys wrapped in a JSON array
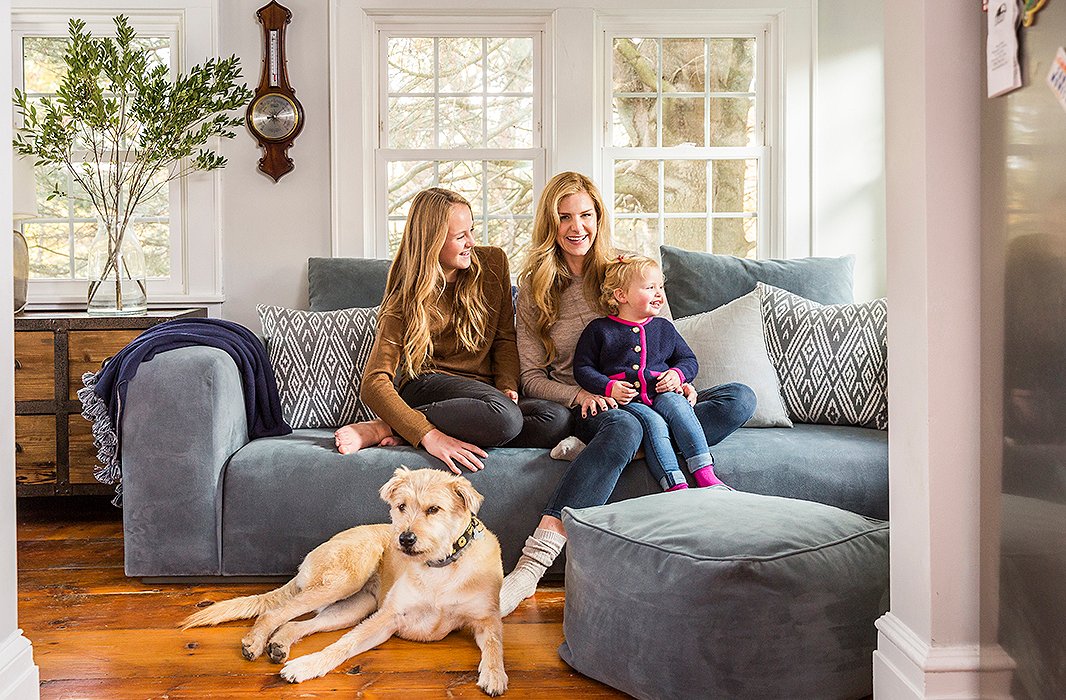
[{"x1": 87, "y1": 219, "x2": 148, "y2": 316}]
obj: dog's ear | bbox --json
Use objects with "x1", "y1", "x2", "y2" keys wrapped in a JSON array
[
  {"x1": 453, "y1": 477, "x2": 484, "y2": 514},
  {"x1": 379, "y1": 467, "x2": 411, "y2": 505}
]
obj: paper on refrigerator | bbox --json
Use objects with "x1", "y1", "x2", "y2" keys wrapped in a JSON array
[{"x1": 987, "y1": 0, "x2": 1023, "y2": 97}]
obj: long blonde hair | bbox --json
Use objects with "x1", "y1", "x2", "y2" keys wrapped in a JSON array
[
  {"x1": 517, "y1": 172, "x2": 615, "y2": 364},
  {"x1": 380, "y1": 187, "x2": 489, "y2": 380},
  {"x1": 600, "y1": 254, "x2": 660, "y2": 316}
]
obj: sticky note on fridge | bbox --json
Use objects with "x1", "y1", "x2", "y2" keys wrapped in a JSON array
[{"x1": 1048, "y1": 47, "x2": 1066, "y2": 113}]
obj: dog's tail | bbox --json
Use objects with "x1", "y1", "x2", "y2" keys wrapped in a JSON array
[{"x1": 179, "y1": 580, "x2": 298, "y2": 629}]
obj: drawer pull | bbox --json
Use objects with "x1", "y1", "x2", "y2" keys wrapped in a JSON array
[
  {"x1": 14, "y1": 358, "x2": 21, "y2": 370},
  {"x1": 15, "y1": 442, "x2": 23, "y2": 454}
]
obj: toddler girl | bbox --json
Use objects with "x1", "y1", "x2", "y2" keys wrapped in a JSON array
[{"x1": 572, "y1": 255, "x2": 730, "y2": 491}]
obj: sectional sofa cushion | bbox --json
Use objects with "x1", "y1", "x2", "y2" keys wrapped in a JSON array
[
  {"x1": 257, "y1": 304, "x2": 379, "y2": 429},
  {"x1": 660, "y1": 245, "x2": 855, "y2": 318},
  {"x1": 308, "y1": 257, "x2": 391, "y2": 311},
  {"x1": 674, "y1": 289, "x2": 791, "y2": 428},
  {"x1": 559, "y1": 489, "x2": 890, "y2": 700},
  {"x1": 758, "y1": 283, "x2": 888, "y2": 430}
]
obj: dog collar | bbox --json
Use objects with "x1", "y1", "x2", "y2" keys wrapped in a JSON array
[{"x1": 425, "y1": 514, "x2": 484, "y2": 568}]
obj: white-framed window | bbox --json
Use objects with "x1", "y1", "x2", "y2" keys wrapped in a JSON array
[
  {"x1": 12, "y1": 1, "x2": 225, "y2": 308},
  {"x1": 374, "y1": 21, "x2": 547, "y2": 272},
  {"x1": 331, "y1": 1, "x2": 812, "y2": 263},
  {"x1": 603, "y1": 29, "x2": 771, "y2": 259}
]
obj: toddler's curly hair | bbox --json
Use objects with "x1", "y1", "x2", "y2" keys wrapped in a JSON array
[{"x1": 600, "y1": 254, "x2": 661, "y2": 316}]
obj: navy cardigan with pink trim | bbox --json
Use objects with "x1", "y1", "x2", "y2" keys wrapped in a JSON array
[{"x1": 573, "y1": 315, "x2": 699, "y2": 405}]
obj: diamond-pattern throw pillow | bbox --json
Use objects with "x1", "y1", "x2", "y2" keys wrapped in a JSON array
[
  {"x1": 257, "y1": 304, "x2": 378, "y2": 429},
  {"x1": 758, "y1": 283, "x2": 888, "y2": 430}
]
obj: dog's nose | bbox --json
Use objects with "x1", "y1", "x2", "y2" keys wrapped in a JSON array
[{"x1": 399, "y1": 531, "x2": 417, "y2": 549}]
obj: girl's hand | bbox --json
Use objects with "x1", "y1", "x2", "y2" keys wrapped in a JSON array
[
  {"x1": 421, "y1": 429, "x2": 488, "y2": 474},
  {"x1": 655, "y1": 369, "x2": 684, "y2": 394},
  {"x1": 681, "y1": 383, "x2": 698, "y2": 407},
  {"x1": 503, "y1": 389, "x2": 519, "y2": 404},
  {"x1": 575, "y1": 389, "x2": 618, "y2": 418},
  {"x1": 609, "y1": 381, "x2": 637, "y2": 404}
]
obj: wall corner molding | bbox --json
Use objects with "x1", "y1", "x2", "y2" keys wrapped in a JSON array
[
  {"x1": 874, "y1": 612, "x2": 1015, "y2": 700},
  {"x1": 0, "y1": 630, "x2": 39, "y2": 700}
]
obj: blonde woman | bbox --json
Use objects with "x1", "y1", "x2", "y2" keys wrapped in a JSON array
[
  {"x1": 334, "y1": 187, "x2": 570, "y2": 472},
  {"x1": 499, "y1": 172, "x2": 756, "y2": 615}
]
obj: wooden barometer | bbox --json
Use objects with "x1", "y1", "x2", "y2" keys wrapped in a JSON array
[{"x1": 246, "y1": 1, "x2": 304, "y2": 181}]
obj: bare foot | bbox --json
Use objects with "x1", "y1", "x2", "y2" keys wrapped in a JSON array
[{"x1": 334, "y1": 419, "x2": 392, "y2": 454}]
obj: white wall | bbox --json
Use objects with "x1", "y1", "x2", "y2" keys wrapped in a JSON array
[
  {"x1": 813, "y1": 0, "x2": 886, "y2": 301},
  {"x1": 213, "y1": 1, "x2": 887, "y2": 326}
]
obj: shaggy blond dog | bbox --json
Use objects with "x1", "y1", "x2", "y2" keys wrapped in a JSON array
[{"x1": 181, "y1": 467, "x2": 507, "y2": 696}]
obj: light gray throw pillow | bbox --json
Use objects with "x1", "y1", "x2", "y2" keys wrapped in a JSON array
[
  {"x1": 257, "y1": 304, "x2": 379, "y2": 429},
  {"x1": 674, "y1": 290, "x2": 792, "y2": 428},
  {"x1": 758, "y1": 283, "x2": 888, "y2": 430}
]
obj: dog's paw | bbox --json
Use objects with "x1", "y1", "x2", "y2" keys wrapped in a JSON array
[
  {"x1": 240, "y1": 636, "x2": 264, "y2": 661},
  {"x1": 478, "y1": 667, "x2": 508, "y2": 696},
  {"x1": 280, "y1": 654, "x2": 328, "y2": 683},
  {"x1": 267, "y1": 641, "x2": 289, "y2": 664}
]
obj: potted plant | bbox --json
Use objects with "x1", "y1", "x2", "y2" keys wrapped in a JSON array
[{"x1": 13, "y1": 15, "x2": 252, "y2": 314}]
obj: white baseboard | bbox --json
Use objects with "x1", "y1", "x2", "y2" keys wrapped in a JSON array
[
  {"x1": 0, "y1": 630, "x2": 39, "y2": 700},
  {"x1": 873, "y1": 613, "x2": 1015, "y2": 699}
]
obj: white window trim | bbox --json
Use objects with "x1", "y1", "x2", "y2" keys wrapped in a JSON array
[
  {"x1": 12, "y1": 0, "x2": 225, "y2": 309},
  {"x1": 331, "y1": 0, "x2": 812, "y2": 260}
]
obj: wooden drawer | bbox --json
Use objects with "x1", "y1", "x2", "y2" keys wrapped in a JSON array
[
  {"x1": 68, "y1": 415, "x2": 101, "y2": 484},
  {"x1": 14, "y1": 331, "x2": 55, "y2": 401},
  {"x1": 14, "y1": 415, "x2": 57, "y2": 485},
  {"x1": 68, "y1": 329, "x2": 141, "y2": 399}
]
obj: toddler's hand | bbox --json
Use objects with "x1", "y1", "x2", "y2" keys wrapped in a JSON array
[
  {"x1": 610, "y1": 381, "x2": 637, "y2": 404},
  {"x1": 503, "y1": 389, "x2": 519, "y2": 404},
  {"x1": 682, "y1": 383, "x2": 698, "y2": 406},
  {"x1": 655, "y1": 369, "x2": 684, "y2": 394}
]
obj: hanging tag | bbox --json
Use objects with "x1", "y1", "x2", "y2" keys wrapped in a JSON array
[
  {"x1": 1047, "y1": 48, "x2": 1066, "y2": 114},
  {"x1": 987, "y1": 0, "x2": 1023, "y2": 97}
]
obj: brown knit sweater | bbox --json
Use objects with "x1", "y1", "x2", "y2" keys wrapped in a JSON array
[{"x1": 360, "y1": 246, "x2": 519, "y2": 447}]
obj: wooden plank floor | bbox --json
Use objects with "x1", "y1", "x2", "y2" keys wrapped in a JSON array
[{"x1": 17, "y1": 496, "x2": 627, "y2": 699}]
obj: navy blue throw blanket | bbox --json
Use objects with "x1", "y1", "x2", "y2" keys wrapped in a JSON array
[{"x1": 78, "y1": 317, "x2": 291, "y2": 501}]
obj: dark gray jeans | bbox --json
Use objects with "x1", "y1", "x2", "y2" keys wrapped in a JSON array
[{"x1": 400, "y1": 373, "x2": 571, "y2": 448}]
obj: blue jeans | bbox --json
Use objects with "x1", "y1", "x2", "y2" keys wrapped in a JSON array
[
  {"x1": 542, "y1": 382, "x2": 756, "y2": 518},
  {"x1": 621, "y1": 391, "x2": 711, "y2": 490}
]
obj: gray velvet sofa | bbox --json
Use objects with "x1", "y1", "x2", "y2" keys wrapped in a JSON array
[{"x1": 118, "y1": 250, "x2": 888, "y2": 578}]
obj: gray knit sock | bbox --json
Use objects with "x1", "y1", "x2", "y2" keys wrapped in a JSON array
[
  {"x1": 499, "y1": 528, "x2": 567, "y2": 616},
  {"x1": 550, "y1": 436, "x2": 586, "y2": 461}
]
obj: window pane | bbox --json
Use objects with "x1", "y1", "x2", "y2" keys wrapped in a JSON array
[
  {"x1": 388, "y1": 219, "x2": 405, "y2": 254},
  {"x1": 613, "y1": 218, "x2": 658, "y2": 258},
  {"x1": 133, "y1": 171, "x2": 170, "y2": 218},
  {"x1": 388, "y1": 96, "x2": 435, "y2": 148},
  {"x1": 614, "y1": 159, "x2": 659, "y2": 213},
  {"x1": 612, "y1": 97, "x2": 657, "y2": 147},
  {"x1": 439, "y1": 96, "x2": 483, "y2": 147},
  {"x1": 438, "y1": 160, "x2": 482, "y2": 215},
  {"x1": 486, "y1": 38, "x2": 533, "y2": 93},
  {"x1": 662, "y1": 97, "x2": 704, "y2": 147},
  {"x1": 487, "y1": 97, "x2": 533, "y2": 148},
  {"x1": 23, "y1": 222, "x2": 71, "y2": 277},
  {"x1": 709, "y1": 38, "x2": 756, "y2": 92},
  {"x1": 135, "y1": 221, "x2": 171, "y2": 277},
  {"x1": 712, "y1": 217, "x2": 756, "y2": 258},
  {"x1": 487, "y1": 218, "x2": 533, "y2": 270},
  {"x1": 486, "y1": 160, "x2": 533, "y2": 217},
  {"x1": 72, "y1": 221, "x2": 95, "y2": 278},
  {"x1": 664, "y1": 217, "x2": 706, "y2": 252},
  {"x1": 387, "y1": 37, "x2": 435, "y2": 93},
  {"x1": 35, "y1": 164, "x2": 67, "y2": 218},
  {"x1": 23, "y1": 37, "x2": 67, "y2": 93},
  {"x1": 662, "y1": 38, "x2": 705, "y2": 92},
  {"x1": 664, "y1": 160, "x2": 706, "y2": 213},
  {"x1": 612, "y1": 38, "x2": 657, "y2": 93},
  {"x1": 711, "y1": 159, "x2": 757, "y2": 214},
  {"x1": 439, "y1": 37, "x2": 483, "y2": 93},
  {"x1": 387, "y1": 161, "x2": 436, "y2": 218},
  {"x1": 709, "y1": 97, "x2": 756, "y2": 146}
]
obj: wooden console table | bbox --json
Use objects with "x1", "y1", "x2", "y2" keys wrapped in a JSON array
[{"x1": 13, "y1": 309, "x2": 208, "y2": 496}]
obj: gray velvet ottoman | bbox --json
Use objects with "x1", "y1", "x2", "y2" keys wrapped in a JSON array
[{"x1": 559, "y1": 489, "x2": 889, "y2": 700}]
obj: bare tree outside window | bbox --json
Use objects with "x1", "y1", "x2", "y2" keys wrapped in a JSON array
[
  {"x1": 19, "y1": 35, "x2": 172, "y2": 279},
  {"x1": 383, "y1": 36, "x2": 538, "y2": 270},
  {"x1": 611, "y1": 36, "x2": 760, "y2": 259}
]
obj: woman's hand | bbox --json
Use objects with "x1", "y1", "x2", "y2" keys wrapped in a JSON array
[
  {"x1": 609, "y1": 381, "x2": 637, "y2": 405},
  {"x1": 655, "y1": 369, "x2": 684, "y2": 394},
  {"x1": 575, "y1": 389, "x2": 618, "y2": 418},
  {"x1": 503, "y1": 389, "x2": 519, "y2": 404},
  {"x1": 421, "y1": 429, "x2": 488, "y2": 474}
]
